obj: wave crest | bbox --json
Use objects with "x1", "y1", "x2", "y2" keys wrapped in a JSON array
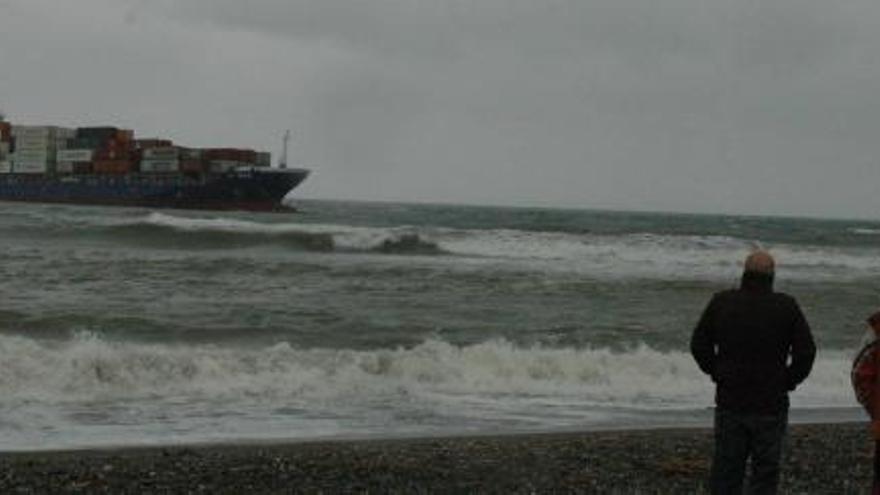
[{"x1": 0, "y1": 333, "x2": 852, "y2": 410}]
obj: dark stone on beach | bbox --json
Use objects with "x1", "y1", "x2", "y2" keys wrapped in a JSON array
[{"x1": 0, "y1": 423, "x2": 873, "y2": 493}]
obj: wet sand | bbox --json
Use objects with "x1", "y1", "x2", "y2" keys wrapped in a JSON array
[{"x1": 0, "y1": 422, "x2": 873, "y2": 494}]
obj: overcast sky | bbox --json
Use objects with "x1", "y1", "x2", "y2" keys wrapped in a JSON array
[{"x1": 1, "y1": 0, "x2": 879, "y2": 219}]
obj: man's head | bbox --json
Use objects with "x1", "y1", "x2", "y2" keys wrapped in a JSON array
[{"x1": 744, "y1": 250, "x2": 775, "y2": 276}]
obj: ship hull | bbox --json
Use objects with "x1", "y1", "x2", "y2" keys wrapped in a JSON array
[{"x1": 0, "y1": 168, "x2": 309, "y2": 212}]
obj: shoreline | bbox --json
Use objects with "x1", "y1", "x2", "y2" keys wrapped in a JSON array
[
  {"x1": 1, "y1": 422, "x2": 874, "y2": 493},
  {"x1": 4, "y1": 406, "x2": 862, "y2": 455}
]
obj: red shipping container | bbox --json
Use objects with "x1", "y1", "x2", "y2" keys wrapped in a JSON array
[
  {"x1": 180, "y1": 160, "x2": 208, "y2": 174},
  {"x1": 203, "y1": 148, "x2": 257, "y2": 163},
  {"x1": 0, "y1": 122, "x2": 10, "y2": 142},
  {"x1": 105, "y1": 138, "x2": 135, "y2": 151}
]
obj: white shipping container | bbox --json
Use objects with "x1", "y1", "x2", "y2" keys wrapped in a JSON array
[
  {"x1": 15, "y1": 136, "x2": 57, "y2": 148},
  {"x1": 209, "y1": 160, "x2": 239, "y2": 173},
  {"x1": 14, "y1": 144, "x2": 53, "y2": 152},
  {"x1": 10, "y1": 159, "x2": 55, "y2": 168},
  {"x1": 11, "y1": 126, "x2": 57, "y2": 138},
  {"x1": 12, "y1": 151, "x2": 55, "y2": 162},
  {"x1": 57, "y1": 149, "x2": 94, "y2": 162},
  {"x1": 180, "y1": 148, "x2": 203, "y2": 160},
  {"x1": 13, "y1": 163, "x2": 51, "y2": 174},
  {"x1": 15, "y1": 134, "x2": 55, "y2": 143},
  {"x1": 56, "y1": 162, "x2": 74, "y2": 173},
  {"x1": 143, "y1": 147, "x2": 180, "y2": 159},
  {"x1": 141, "y1": 160, "x2": 179, "y2": 173},
  {"x1": 56, "y1": 128, "x2": 76, "y2": 139},
  {"x1": 0, "y1": 162, "x2": 11, "y2": 174}
]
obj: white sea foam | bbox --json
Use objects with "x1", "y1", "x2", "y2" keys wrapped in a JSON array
[
  {"x1": 0, "y1": 333, "x2": 858, "y2": 449},
  {"x1": 0, "y1": 333, "x2": 853, "y2": 409}
]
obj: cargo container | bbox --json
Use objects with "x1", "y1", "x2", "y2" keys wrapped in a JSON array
[
  {"x1": 57, "y1": 149, "x2": 94, "y2": 162},
  {"x1": 12, "y1": 151, "x2": 55, "y2": 162},
  {"x1": 12, "y1": 126, "x2": 56, "y2": 138},
  {"x1": 141, "y1": 159, "x2": 180, "y2": 173},
  {"x1": 12, "y1": 156, "x2": 53, "y2": 166},
  {"x1": 67, "y1": 137, "x2": 104, "y2": 150},
  {"x1": 93, "y1": 160, "x2": 134, "y2": 174},
  {"x1": 94, "y1": 148, "x2": 132, "y2": 161},
  {"x1": 116, "y1": 129, "x2": 134, "y2": 142},
  {"x1": 203, "y1": 148, "x2": 258, "y2": 163},
  {"x1": 179, "y1": 160, "x2": 208, "y2": 174},
  {"x1": 59, "y1": 128, "x2": 77, "y2": 139},
  {"x1": 256, "y1": 152, "x2": 271, "y2": 168},
  {"x1": 142, "y1": 147, "x2": 180, "y2": 160},
  {"x1": 13, "y1": 163, "x2": 52, "y2": 174},
  {"x1": 208, "y1": 160, "x2": 242, "y2": 173},
  {"x1": 56, "y1": 162, "x2": 95, "y2": 174},
  {"x1": 12, "y1": 141, "x2": 55, "y2": 154},
  {"x1": 0, "y1": 122, "x2": 11, "y2": 141},
  {"x1": 14, "y1": 133, "x2": 55, "y2": 143},
  {"x1": 136, "y1": 139, "x2": 173, "y2": 149},
  {"x1": 180, "y1": 148, "x2": 203, "y2": 160},
  {"x1": 76, "y1": 127, "x2": 119, "y2": 141},
  {"x1": 13, "y1": 144, "x2": 55, "y2": 154},
  {"x1": 0, "y1": 162, "x2": 11, "y2": 173},
  {"x1": 104, "y1": 137, "x2": 133, "y2": 148}
]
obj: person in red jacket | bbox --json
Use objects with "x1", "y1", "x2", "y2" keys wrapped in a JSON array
[{"x1": 852, "y1": 311, "x2": 880, "y2": 493}]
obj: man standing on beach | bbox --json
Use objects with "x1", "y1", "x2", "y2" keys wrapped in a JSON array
[{"x1": 691, "y1": 250, "x2": 816, "y2": 494}]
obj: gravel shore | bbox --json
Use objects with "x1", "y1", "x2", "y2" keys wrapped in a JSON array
[{"x1": 0, "y1": 422, "x2": 873, "y2": 494}]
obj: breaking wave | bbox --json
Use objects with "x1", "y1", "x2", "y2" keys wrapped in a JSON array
[
  {"x1": 0, "y1": 333, "x2": 852, "y2": 411},
  {"x1": 88, "y1": 213, "x2": 880, "y2": 280},
  {"x1": 852, "y1": 228, "x2": 880, "y2": 236}
]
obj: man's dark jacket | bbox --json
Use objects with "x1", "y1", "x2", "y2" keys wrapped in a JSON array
[{"x1": 690, "y1": 271, "x2": 816, "y2": 414}]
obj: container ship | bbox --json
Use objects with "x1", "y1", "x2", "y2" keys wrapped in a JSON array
[{"x1": 0, "y1": 119, "x2": 309, "y2": 212}]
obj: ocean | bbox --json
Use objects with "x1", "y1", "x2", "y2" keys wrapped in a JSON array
[{"x1": 0, "y1": 199, "x2": 875, "y2": 451}]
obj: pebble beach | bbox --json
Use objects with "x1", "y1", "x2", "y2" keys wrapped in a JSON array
[{"x1": 0, "y1": 422, "x2": 873, "y2": 494}]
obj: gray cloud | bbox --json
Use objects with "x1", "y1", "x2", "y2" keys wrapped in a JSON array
[{"x1": 3, "y1": 0, "x2": 880, "y2": 217}]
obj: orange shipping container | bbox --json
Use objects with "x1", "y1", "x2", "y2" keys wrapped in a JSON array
[
  {"x1": 116, "y1": 129, "x2": 134, "y2": 142},
  {"x1": 93, "y1": 160, "x2": 134, "y2": 174},
  {"x1": 94, "y1": 147, "x2": 132, "y2": 161}
]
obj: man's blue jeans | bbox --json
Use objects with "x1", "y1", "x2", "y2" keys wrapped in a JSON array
[{"x1": 710, "y1": 408, "x2": 788, "y2": 495}]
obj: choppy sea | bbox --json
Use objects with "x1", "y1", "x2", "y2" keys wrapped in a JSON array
[{"x1": 0, "y1": 199, "x2": 875, "y2": 450}]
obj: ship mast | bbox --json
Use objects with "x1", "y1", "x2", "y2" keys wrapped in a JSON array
[{"x1": 279, "y1": 130, "x2": 290, "y2": 169}]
